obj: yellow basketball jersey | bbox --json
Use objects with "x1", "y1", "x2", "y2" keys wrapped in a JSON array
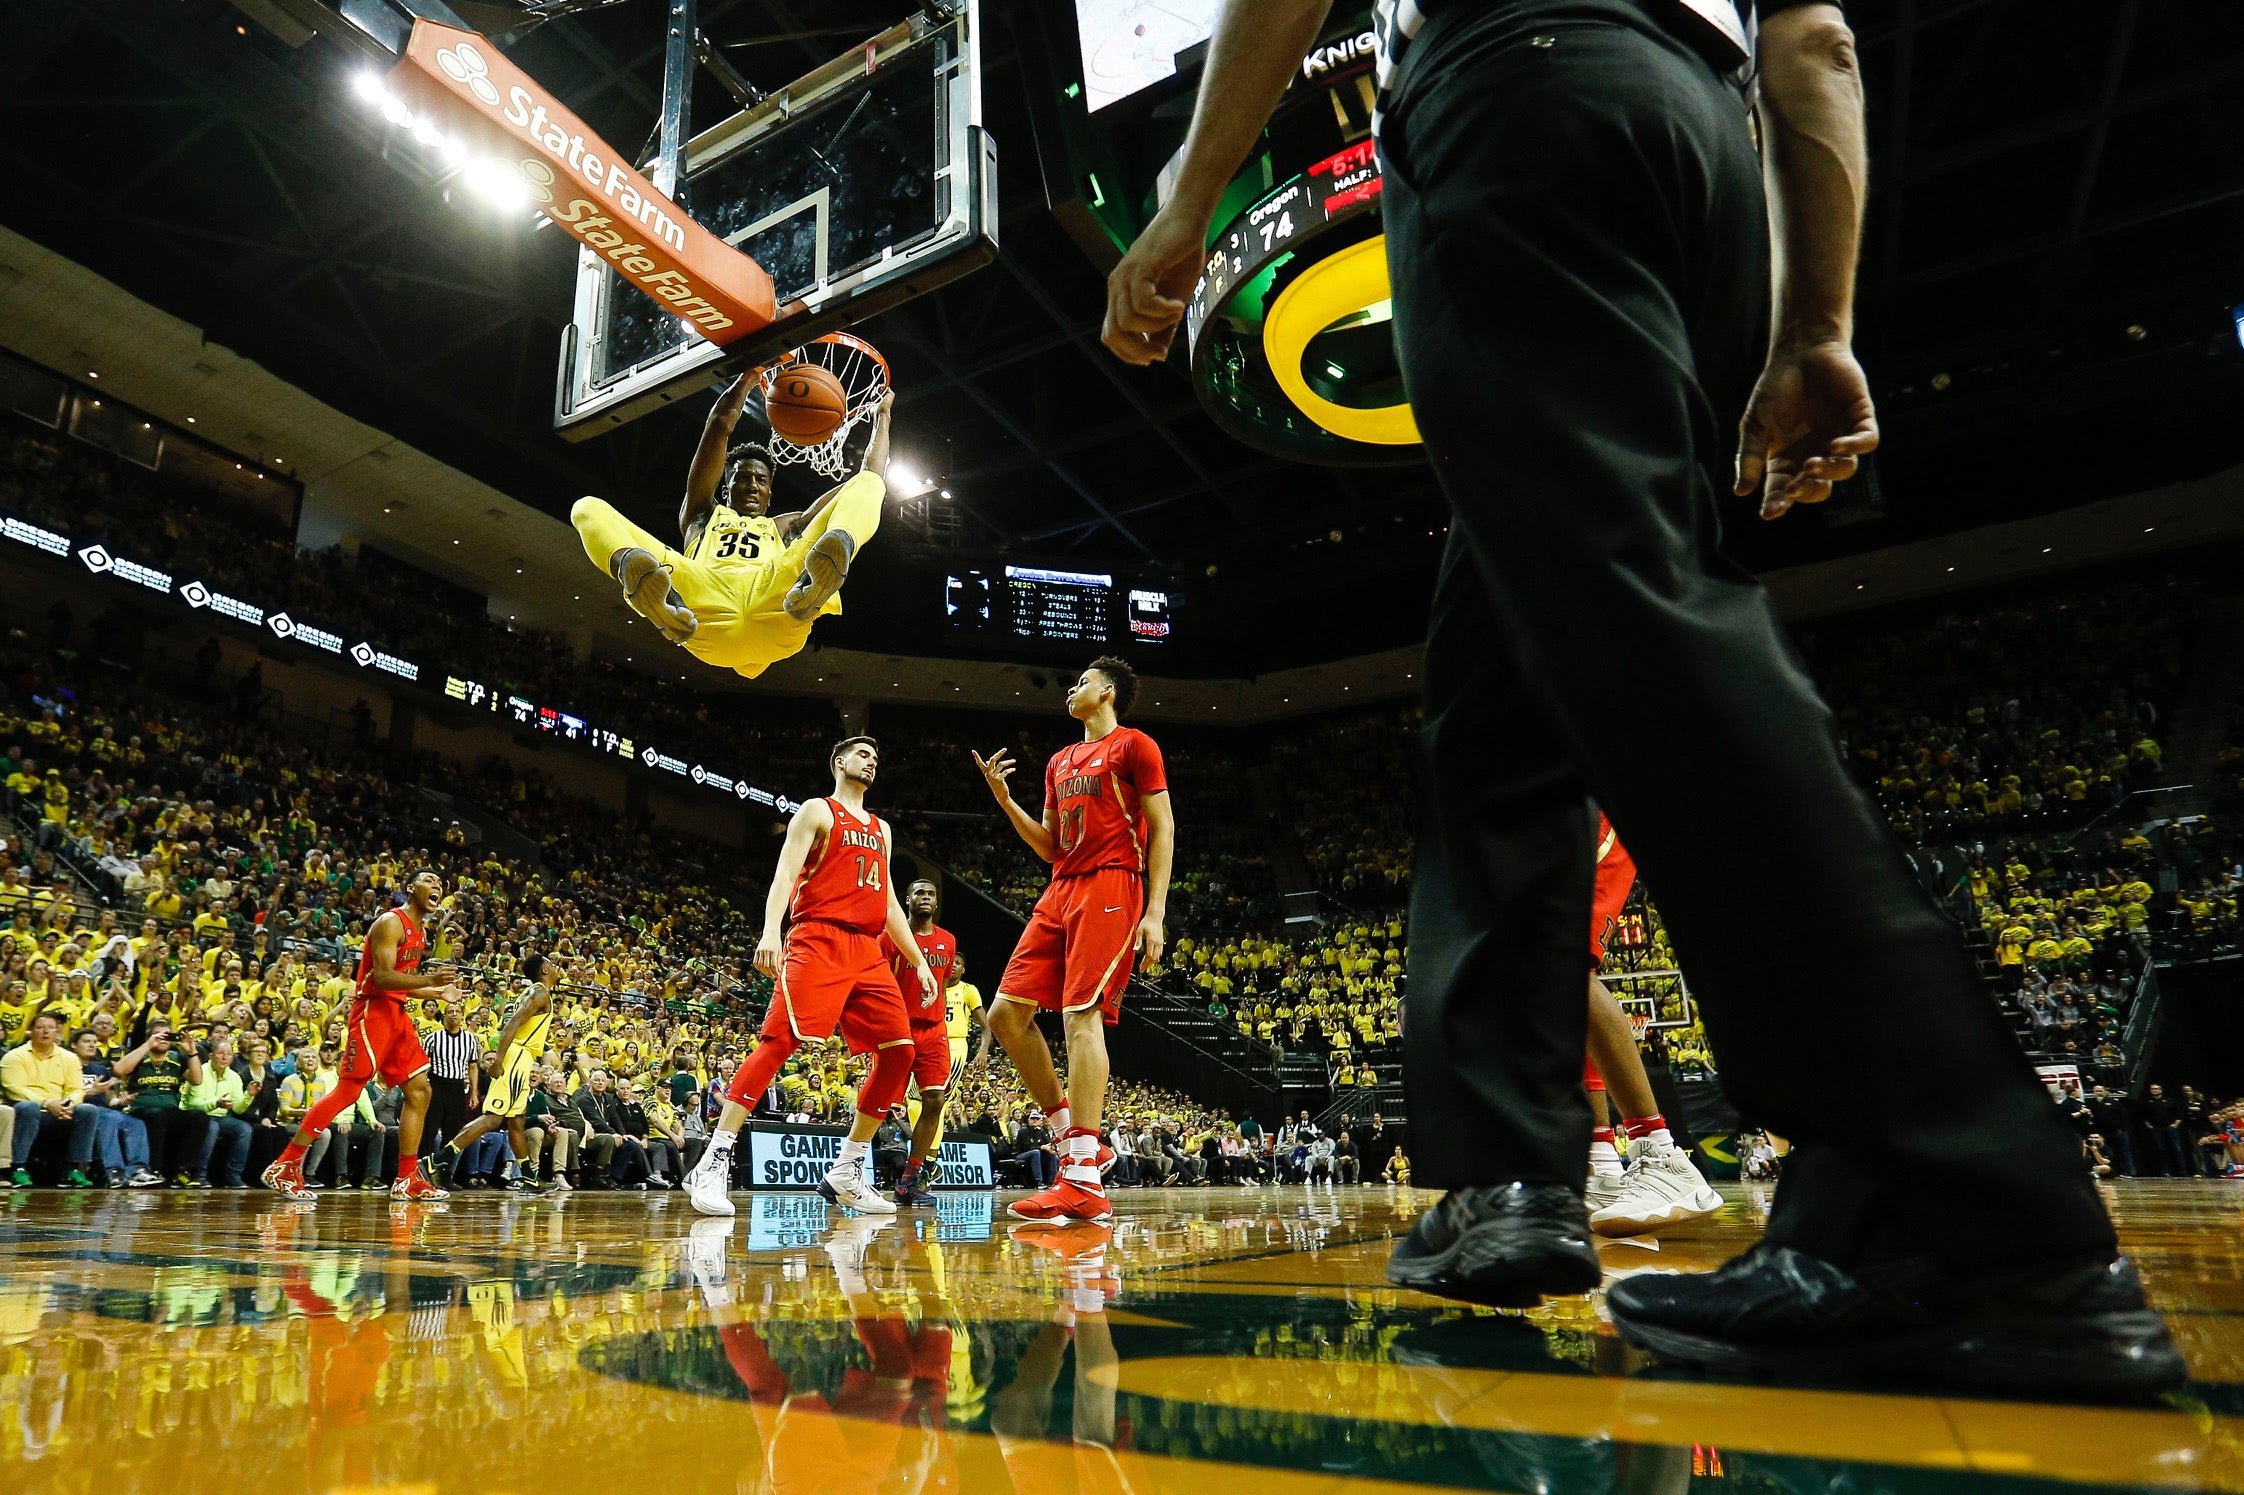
[
  {"x1": 686, "y1": 504, "x2": 782, "y2": 571},
  {"x1": 514, "y1": 1004, "x2": 552, "y2": 1058},
  {"x1": 944, "y1": 979, "x2": 983, "y2": 1040}
]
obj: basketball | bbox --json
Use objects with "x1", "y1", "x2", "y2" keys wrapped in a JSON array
[{"x1": 766, "y1": 363, "x2": 848, "y2": 445}]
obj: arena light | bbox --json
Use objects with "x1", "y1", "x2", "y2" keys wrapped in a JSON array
[
  {"x1": 352, "y1": 72, "x2": 390, "y2": 105},
  {"x1": 460, "y1": 156, "x2": 530, "y2": 208}
]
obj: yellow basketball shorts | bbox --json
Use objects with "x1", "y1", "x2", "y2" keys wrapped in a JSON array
[
  {"x1": 569, "y1": 474, "x2": 884, "y2": 678},
  {"x1": 481, "y1": 1048, "x2": 537, "y2": 1119}
]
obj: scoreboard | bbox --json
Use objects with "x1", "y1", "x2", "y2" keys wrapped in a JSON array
[
  {"x1": 945, "y1": 565, "x2": 1173, "y2": 647},
  {"x1": 1186, "y1": 139, "x2": 1381, "y2": 358}
]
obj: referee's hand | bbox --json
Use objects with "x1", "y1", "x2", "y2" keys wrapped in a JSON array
[
  {"x1": 1103, "y1": 205, "x2": 1206, "y2": 366},
  {"x1": 1735, "y1": 338, "x2": 1880, "y2": 520}
]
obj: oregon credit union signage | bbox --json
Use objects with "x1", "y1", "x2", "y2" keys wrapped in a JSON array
[{"x1": 389, "y1": 22, "x2": 775, "y2": 344}]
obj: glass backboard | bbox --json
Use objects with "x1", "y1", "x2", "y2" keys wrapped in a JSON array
[{"x1": 555, "y1": 2, "x2": 995, "y2": 439}]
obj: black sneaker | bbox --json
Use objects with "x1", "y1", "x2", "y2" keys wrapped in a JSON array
[
  {"x1": 892, "y1": 1166, "x2": 934, "y2": 1208},
  {"x1": 1606, "y1": 1242, "x2": 2189, "y2": 1401},
  {"x1": 1384, "y1": 1183, "x2": 1604, "y2": 1307}
]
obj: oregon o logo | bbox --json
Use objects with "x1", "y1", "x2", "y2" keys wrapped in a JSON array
[
  {"x1": 437, "y1": 41, "x2": 501, "y2": 107},
  {"x1": 520, "y1": 158, "x2": 556, "y2": 203}
]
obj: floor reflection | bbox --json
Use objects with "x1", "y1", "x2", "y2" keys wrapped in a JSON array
[{"x1": 0, "y1": 1183, "x2": 2237, "y2": 1495}]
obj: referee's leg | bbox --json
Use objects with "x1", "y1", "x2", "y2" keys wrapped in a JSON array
[
  {"x1": 429, "y1": 1075, "x2": 467, "y2": 1153},
  {"x1": 1381, "y1": 15, "x2": 2111, "y2": 1267}
]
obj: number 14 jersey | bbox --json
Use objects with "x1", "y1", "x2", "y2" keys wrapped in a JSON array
[
  {"x1": 791, "y1": 798, "x2": 892, "y2": 935},
  {"x1": 1044, "y1": 726, "x2": 1167, "y2": 879}
]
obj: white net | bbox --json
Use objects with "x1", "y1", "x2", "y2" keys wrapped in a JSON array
[{"x1": 757, "y1": 332, "x2": 891, "y2": 481}]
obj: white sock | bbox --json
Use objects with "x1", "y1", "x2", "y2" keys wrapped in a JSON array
[
  {"x1": 1588, "y1": 1140, "x2": 1624, "y2": 1177},
  {"x1": 1045, "y1": 1105, "x2": 1070, "y2": 1136},
  {"x1": 1060, "y1": 1129, "x2": 1105, "y2": 1188},
  {"x1": 710, "y1": 1128, "x2": 737, "y2": 1151},
  {"x1": 838, "y1": 1139, "x2": 870, "y2": 1168}
]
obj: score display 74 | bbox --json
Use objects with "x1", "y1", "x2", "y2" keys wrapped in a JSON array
[{"x1": 1185, "y1": 140, "x2": 1382, "y2": 360}]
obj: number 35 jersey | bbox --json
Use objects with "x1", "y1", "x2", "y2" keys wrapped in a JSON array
[
  {"x1": 686, "y1": 503, "x2": 783, "y2": 571},
  {"x1": 791, "y1": 797, "x2": 892, "y2": 935},
  {"x1": 1043, "y1": 726, "x2": 1167, "y2": 879}
]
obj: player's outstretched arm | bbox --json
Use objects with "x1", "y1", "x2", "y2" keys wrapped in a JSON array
[
  {"x1": 770, "y1": 394, "x2": 895, "y2": 543},
  {"x1": 755, "y1": 800, "x2": 831, "y2": 977},
  {"x1": 682, "y1": 372, "x2": 757, "y2": 538},
  {"x1": 971, "y1": 749, "x2": 1058, "y2": 862}
]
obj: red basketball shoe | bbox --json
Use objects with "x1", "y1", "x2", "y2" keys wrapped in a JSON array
[
  {"x1": 1008, "y1": 1175, "x2": 1113, "y2": 1223},
  {"x1": 391, "y1": 1161, "x2": 451, "y2": 1202},
  {"x1": 261, "y1": 1156, "x2": 313, "y2": 1201}
]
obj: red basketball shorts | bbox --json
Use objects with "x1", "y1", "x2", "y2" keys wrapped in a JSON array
[
  {"x1": 340, "y1": 997, "x2": 430, "y2": 1086},
  {"x1": 908, "y1": 1020, "x2": 951, "y2": 1090},
  {"x1": 998, "y1": 868, "x2": 1143, "y2": 1026},
  {"x1": 764, "y1": 920, "x2": 911, "y2": 1053},
  {"x1": 1588, "y1": 839, "x2": 1638, "y2": 967}
]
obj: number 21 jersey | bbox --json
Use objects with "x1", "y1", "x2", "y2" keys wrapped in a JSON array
[
  {"x1": 1044, "y1": 726, "x2": 1167, "y2": 879},
  {"x1": 791, "y1": 798, "x2": 890, "y2": 935}
]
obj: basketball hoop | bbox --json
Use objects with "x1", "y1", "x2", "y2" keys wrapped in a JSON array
[
  {"x1": 1627, "y1": 1011, "x2": 1652, "y2": 1045},
  {"x1": 757, "y1": 332, "x2": 890, "y2": 482}
]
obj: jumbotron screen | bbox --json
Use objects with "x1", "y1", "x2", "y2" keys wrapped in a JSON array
[
  {"x1": 945, "y1": 566, "x2": 1173, "y2": 646},
  {"x1": 1073, "y1": 0, "x2": 1221, "y2": 112}
]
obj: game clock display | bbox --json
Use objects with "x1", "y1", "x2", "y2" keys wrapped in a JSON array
[{"x1": 945, "y1": 566, "x2": 1173, "y2": 646}]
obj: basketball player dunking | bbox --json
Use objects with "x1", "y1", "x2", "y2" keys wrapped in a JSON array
[
  {"x1": 262, "y1": 870, "x2": 455, "y2": 1202},
  {"x1": 974, "y1": 657, "x2": 1174, "y2": 1224},
  {"x1": 570, "y1": 376, "x2": 895, "y2": 678},
  {"x1": 685, "y1": 736, "x2": 935, "y2": 1216},
  {"x1": 878, "y1": 877, "x2": 958, "y2": 1207}
]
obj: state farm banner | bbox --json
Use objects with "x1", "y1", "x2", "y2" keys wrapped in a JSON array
[{"x1": 390, "y1": 22, "x2": 774, "y2": 345}]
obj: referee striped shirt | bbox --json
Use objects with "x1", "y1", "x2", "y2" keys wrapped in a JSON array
[{"x1": 424, "y1": 1025, "x2": 482, "y2": 1081}]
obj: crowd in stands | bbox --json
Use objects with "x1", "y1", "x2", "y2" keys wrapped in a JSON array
[
  {"x1": 1270, "y1": 707, "x2": 1416, "y2": 902},
  {"x1": 1794, "y1": 572, "x2": 2190, "y2": 840},
  {"x1": 0, "y1": 414, "x2": 841, "y2": 791},
  {"x1": 0, "y1": 620, "x2": 1395, "y2": 1192}
]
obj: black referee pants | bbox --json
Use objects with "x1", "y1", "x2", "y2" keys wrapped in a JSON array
[
  {"x1": 1379, "y1": 2, "x2": 2113, "y2": 1267},
  {"x1": 427, "y1": 1076, "x2": 469, "y2": 1149}
]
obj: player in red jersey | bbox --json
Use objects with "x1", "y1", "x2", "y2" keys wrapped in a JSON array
[
  {"x1": 1581, "y1": 814, "x2": 1720, "y2": 1235},
  {"x1": 685, "y1": 736, "x2": 936, "y2": 1217},
  {"x1": 973, "y1": 656, "x2": 1174, "y2": 1224},
  {"x1": 262, "y1": 869, "x2": 456, "y2": 1202},
  {"x1": 879, "y1": 877, "x2": 958, "y2": 1208}
]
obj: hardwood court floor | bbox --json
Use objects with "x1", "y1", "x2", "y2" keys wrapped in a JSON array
[{"x1": 0, "y1": 1179, "x2": 2238, "y2": 1495}]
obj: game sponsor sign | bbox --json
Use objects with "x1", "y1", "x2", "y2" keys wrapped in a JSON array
[{"x1": 744, "y1": 1122, "x2": 993, "y2": 1190}]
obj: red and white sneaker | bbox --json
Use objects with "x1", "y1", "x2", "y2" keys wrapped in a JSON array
[
  {"x1": 1008, "y1": 1176, "x2": 1113, "y2": 1223},
  {"x1": 391, "y1": 1163, "x2": 450, "y2": 1203},
  {"x1": 262, "y1": 1157, "x2": 314, "y2": 1201}
]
